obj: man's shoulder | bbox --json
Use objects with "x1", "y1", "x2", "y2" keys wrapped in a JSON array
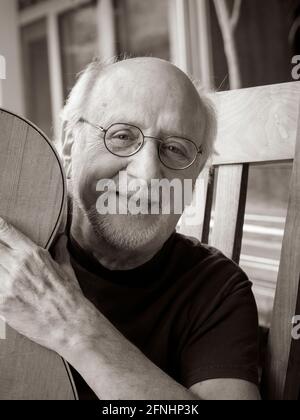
[
  {"x1": 172, "y1": 233, "x2": 257, "y2": 328},
  {"x1": 172, "y1": 232, "x2": 251, "y2": 289},
  {"x1": 173, "y1": 232, "x2": 244, "y2": 270}
]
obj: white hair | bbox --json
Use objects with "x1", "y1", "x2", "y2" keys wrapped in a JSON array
[{"x1": 59, "y1": 56, "x2": 217, "y2": 166}]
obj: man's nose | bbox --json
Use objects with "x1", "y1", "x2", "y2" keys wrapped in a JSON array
[{"x1": 126, "y1": 139, "x2": 162, "y2": 182}]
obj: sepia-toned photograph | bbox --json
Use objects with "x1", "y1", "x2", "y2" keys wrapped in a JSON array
[{"x1": 0, "y1": 0, "x2": 299, "y2": 402}]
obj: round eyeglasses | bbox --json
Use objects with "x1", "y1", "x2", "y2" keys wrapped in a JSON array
[{"x1": 79, "y1": 118, "x2": 203, "y2": 170}]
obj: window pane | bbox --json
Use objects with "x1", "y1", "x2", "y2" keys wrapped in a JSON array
[
  {"x1": 18, "y1": 0, "x2": 48, "y2": 11},
  {"x1": 209, "y1": 0, "x2": 300, "y2": 90},
  {"x1": 114, "y1": 0, "x2": 170, "y2": 60},
  {"x1": 21, "y1": 19, "x2": 52, "y2": 138},
  {"x1": 59, "y1": 3, "x2": 98, "y2": 100}
]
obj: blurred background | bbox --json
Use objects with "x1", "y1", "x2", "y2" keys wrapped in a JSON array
[{"x1": 0, "y1": 0, "x2": 299, "y2": 329}]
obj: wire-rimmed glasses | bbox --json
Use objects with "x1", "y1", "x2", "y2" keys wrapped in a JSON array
[{"x1": 79, "y1": 118, "x2": 203, "y2": 170}]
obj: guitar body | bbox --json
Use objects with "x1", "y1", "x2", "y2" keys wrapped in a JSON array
[{"x1": 0, "y1": 109, "x2": 77, "y2": 400}]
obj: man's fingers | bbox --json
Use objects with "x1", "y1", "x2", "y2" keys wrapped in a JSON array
[{"x1": 0, "y1": 217, "x2": 36, "y2": 252}]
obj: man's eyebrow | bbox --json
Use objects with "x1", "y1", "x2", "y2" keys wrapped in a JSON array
[{"x1": 159, "y1": 128, "x2": 192, "y2": 140}]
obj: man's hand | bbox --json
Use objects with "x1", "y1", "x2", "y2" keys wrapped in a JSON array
[{"x1": 0, "y1": 216, "x2": 91, "y2": 355}]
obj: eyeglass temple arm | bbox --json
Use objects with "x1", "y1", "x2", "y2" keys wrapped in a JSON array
[{"x1": 79, "y1": 118, "x2": 105, "y2": 133}]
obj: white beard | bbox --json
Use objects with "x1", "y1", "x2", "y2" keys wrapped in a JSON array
[
  {"x1": 70, "y1": 184, "x2": 168, "y2": 252},
  {"x1": 86, "y1": 204, "x2": 167, "y2": 251}
]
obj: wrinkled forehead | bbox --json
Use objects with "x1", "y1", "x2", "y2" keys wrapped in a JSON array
[{"x1": 85, "y1": 62, "x2": 206, "y2": 142}]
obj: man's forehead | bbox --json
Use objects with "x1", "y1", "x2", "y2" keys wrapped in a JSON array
[
  {"x1": 86, "y1": 59, "x2": 205, "y2": 138},
  {"x1": 91, "y1": 59, "x2": 201, "y2": 104}
]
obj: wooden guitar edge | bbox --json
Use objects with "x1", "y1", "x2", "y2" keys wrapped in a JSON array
[
  {"x1": 0, "y1": 107, "x2": 79, "y2": 401},
  {"x1": 0, "y1": 107, "x2": 67, "y2": 251},
  {"x1": 62, "y1": 359, "x2": 80, "y2": 401}
]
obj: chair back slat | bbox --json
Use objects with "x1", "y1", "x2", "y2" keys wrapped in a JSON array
[
  {"x1": 263, "y1": 116, "x2": 300, "y2": 400},
  {"x1": 179, "y1": 81, "x2": 300, "y2": 399},
  {"x1": 212, "y1": 82, "x2": 300, "y2": 166},
  {"x1": 283, "y1": 284, "x2": 300, "y2": 400},
  {"x1": 209, "y1": 164, "x2": 249, "y2": 263},
  {"x1": 201, "y1": 167, "x2": 215, "y2": 244},
  {"x1": 177, "y1": 167, "x2": 211, "y2": 241}
]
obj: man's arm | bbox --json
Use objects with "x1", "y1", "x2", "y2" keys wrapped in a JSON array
[
  {"x1": 190, "y1": 380, "x2": 261, "y2": 400},
  {"x1": 0, "y1": 218, "x2": 260, "y2": 400},
  {"x1": 62, "y1": 307, "x2": 260, "y2": 400},
  {"x1": 63, "y1": 306, "x2": 200, "y2": 400}
]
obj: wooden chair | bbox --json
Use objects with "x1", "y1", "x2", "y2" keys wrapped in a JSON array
[{"x1": 179, "y1": 81, "x2": 300, "y2": 400}]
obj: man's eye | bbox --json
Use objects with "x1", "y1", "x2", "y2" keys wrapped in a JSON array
[
  {"x1": 164, "y1": 144, "x2": 186, "y2": 157},
  {"x1": 113, "y1": 132, "x2": 135, "y2": 141},
  {"x1": 168, "y1": 145, "x2": 183, "y2": 155}
]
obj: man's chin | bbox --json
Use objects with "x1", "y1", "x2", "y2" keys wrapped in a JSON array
[{"x1": 90, "y1": 213, "x2": 166, "y2": 251}]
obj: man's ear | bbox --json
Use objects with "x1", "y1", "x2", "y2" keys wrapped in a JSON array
[{"x1": 61, "y1": 121, "x2": 74, "y2": 179}]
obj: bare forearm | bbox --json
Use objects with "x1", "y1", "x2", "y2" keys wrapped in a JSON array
[{"x1": 62, "y1": 305, "x2": 199, "y2": 400}]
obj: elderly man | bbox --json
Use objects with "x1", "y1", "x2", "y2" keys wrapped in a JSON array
[{"x1": 0, "y1": 57, "x2": 260, "y2": 400}]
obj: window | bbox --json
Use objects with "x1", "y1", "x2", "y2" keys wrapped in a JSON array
[
  {"x1": 114, "y1": 0, "x2": 170, "y2": 60},
  {"x1": 209, "y1": 0, "x2": 300, "y2": 90},
  {"x1": 59, "y1": 3, "x2": 98, "y2": 100},
  {"x1": 21, "y1": 19, "x2": 53, "y2": 137},
  {"x1": 18, "y1": 0, "x2": 174, "y2": 136},
  {"x1": 291, "y1": 2, "x2": 300, "y2": 56}
]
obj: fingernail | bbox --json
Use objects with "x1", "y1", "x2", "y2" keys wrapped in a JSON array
[{"x1": 0, "y1": 217, "x2": 5, "y2": 228}]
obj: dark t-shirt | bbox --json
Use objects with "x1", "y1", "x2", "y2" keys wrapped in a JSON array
[{"x1": 67, "y1": 232, "x2": 259, "y2": 400}]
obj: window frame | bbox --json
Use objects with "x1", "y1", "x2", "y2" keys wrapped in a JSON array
[{"x1": 19, "y1": 1, "x2": 82, "y2": 138}]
